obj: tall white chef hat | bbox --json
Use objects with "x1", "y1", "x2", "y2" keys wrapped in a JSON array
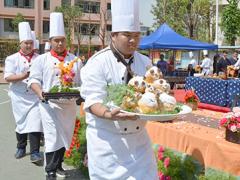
[
  {"x1": 31, "y1": 31, "x2": 38, "y2": 49},
  {"x1": 203, "y1": 50, "x2": 208, "y2": 56},
  {"x1": 111, "y1": 0, "x2": 140, "y2": 32},
  {"x1": 18, "y1": 22, "x2": 33, "y2": 43},
  {"x1": 49, "y1": 12, "x2": 65, "y2": 38},
  {"x1": 189, "y1": 51, "x2": 194, "y2": 58},
  {"x1": 35, "y1": 40, "x2": 39, "y2": 50},
  {"x1": 44, "y1": 42, "x2": 51, "y2": 51}
]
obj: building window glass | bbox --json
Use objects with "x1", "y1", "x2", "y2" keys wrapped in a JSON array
[
  {"x1": 62, "y1": 0, "x2": 70, "y2": 6},
  {"x1": 80, "y1": 23, "x2": 99, "y2": 35},
  {"x1": 106, "y1": 25, "x2": 112, "y2": 31},
  {"x1": 4, "y1": 18, "x2": 34, "y2": 32},
  {"x1": 107, "y1": 3, "x2": 111, "y2": 10},
  {"x1": 4, "y1": 0, "x2": 34, "y2": 8},
  {"x1": 43, "y1": 21, "x2": 49, "y2": 33},
  {"x1": 75, "y1": 1, "x2": 100, "y2": 14},
  {"x1": 43, "y1": 0, "x2": 50, "y2": 10}
]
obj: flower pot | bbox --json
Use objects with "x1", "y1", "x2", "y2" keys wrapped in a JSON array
[
  {"x1": 186, "y1": 102, "x2": 198, "y2": 110},
  {"x1": 225, "y1": 129, "x2": 240, "y2": 144}
]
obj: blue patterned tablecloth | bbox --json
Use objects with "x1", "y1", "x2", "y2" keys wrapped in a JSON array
[
  {"x1": 227, "y1": 79, "x2": 240, "y2": 107},
  {"x1": 185, "y1": 77, "x2": 228, "y2": 107}
]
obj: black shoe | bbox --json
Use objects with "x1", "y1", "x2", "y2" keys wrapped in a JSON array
[
  {"x1": 30, "y1": 152, "x2": 42, "y2": 164},
  {"x1": 56, "y1": 167, "x2": 70, "y2": 178},
  {"x1": 15, "y1": 148, "x2": 26, "y2": 159},
  {"x1": 46, "y1": 172, "x2": 56, "y2": 180}
]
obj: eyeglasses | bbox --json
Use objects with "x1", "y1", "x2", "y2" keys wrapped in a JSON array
[{"x1": 119, "y1": 32, "x2": 141, "y2": 40}]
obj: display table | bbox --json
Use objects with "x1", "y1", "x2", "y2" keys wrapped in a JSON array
[
  {"x1": 146, "y1": 109, "x2": 240, "y2": 176},
  {"x1": 185, "y1": 77, "x2": 240, "y2": 107}
]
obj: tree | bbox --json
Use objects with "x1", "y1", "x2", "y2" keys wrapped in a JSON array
[
  {"x1": 221, "y1": 0, "x2": 240, "y2": 45},
  {"x1": 55, "y1": 5, "x2": 83, "y2": 51},
  {"x1": 99, "y1": 0, "x2": 109, "y2": 49},
  {"x1": 12, "y1": 13, "x2": 25, "y2": 32},
  {"x1": 152, "y1": 0, "x2": 211, "y2": 41}
]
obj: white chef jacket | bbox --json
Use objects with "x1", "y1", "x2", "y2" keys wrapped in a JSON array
[
  {"x1": 28, "y1": 52, "x2": 82, "y2": 152},
  {"x1": 4, "y1": 52, "x2": 43, "y2": 134},
  {"x1": 80, "y1": 47, "x2": 158, "y2": 180},
  {"x1": 200, "y1": 57, "x2": 212, "y2": 75},
  {"x1": 190, "y1": 58, "x2": 197, "y2": 68}
]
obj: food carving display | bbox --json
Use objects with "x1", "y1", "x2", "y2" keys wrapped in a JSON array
[
  {"x1": 227, "y1": 65, "x2": 238, "y2": 78},
  {"x1": 106, "y1": 67, "x2": 181, "y2": 114}
]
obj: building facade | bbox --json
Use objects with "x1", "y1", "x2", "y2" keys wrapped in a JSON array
[{"x1": 0, "y1": 0, "x2": 112, "y2": 47}]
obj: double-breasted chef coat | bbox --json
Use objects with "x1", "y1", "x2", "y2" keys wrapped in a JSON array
[
  {"x1": 80, "y1": 47, "x2": 158, "y2": 180},
  {"x1": 4, "y1": 52, "x2": 43, "y2": 134},
  {"x1": 200, "y1": 57, "x2": 212, "y2": 75},
  {"x1": 28, "y1": 52, "x2": 82, "y2": 153}
]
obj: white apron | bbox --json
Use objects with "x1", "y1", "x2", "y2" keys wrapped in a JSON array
[
  {"x1": 4, "y1": 52, "x2": 42, "y2": 133},
  {"x1": 81, "y1": 47, "x2": 158, "y2": 180},
  {"x1": 28, "y1": 52, "x2": 82, "y2": 152}
]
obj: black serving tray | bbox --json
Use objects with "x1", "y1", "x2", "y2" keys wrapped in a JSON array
[{"x1": 43, "y1": 92, "x2": 81, "y2": 101}]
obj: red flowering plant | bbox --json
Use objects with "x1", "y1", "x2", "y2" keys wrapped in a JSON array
[
  {"x1": 155, "y1": 145, "x2": 200, "y2": 179},
  {"x1": 219, "y1": 107, "x2": 240, "y2": 134},
  {"x1": 184, "y1": 89, "x2": 199, "y2": 104}
]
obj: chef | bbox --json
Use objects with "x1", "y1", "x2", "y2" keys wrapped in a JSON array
[
  {"x1": 4, "y1": 22, "x2": 43, "y2": 164},
  {"x1": 200, "y1": 50, "x2": 212, "y2": 76},
  {"x1": 28, "y1": 12, "x2": 82, "y2": 179},
  {"x1": 80, "y1": 0, "x2": 158, "y2": 179},
  {"x1": 31, "y1": 31, "x2": 40, "y2": 54},
  {"x1": 44, "y1": 42, "x2": 51, "y2": 53}
]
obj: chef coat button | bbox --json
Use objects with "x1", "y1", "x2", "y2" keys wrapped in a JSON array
[
  {"x1": 26, "y1": 79, "x2": 29, "y2": 82},
  {"x1": 136, "y1": 126, "x2": 139, "y2": 130},
  {"x1": 56, "y1": 74, "x2": 58, "y2": 76},
  {"x1": 54, "y1": 63, "x2": 57, "y2": 65},
  {"x1": 24, "y1": 61, "x2": 26, "y2": 64},
  {"x1": 122, "y1": 77, "x2": 124, "y2": 80},
  {"x1": 29, "y1": 65, "x2": 31, "y2": 67},
  {"x1": 67, "y1": 63, "x2": 69, "y2": 65},
  {"x1": 26, "y1": 89, "x2": 28, "y2": 92},
  {"x1": 124, "y1": 128, "x2": 127, "y2": 131}
]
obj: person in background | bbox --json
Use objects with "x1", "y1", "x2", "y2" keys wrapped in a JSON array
[
  {"x1": 80, "y1": 0, "x2": 158, "y2": 179},
  {"x1": 217, "y1": 50, "x2": 231, "y2": 75},
  {"x1": 31, "y1": 31, "x2": 40, "y2": 54},
  {"x1": 187, "y1": 64, "x2": 195, "y2": 76},
  {"x1": 157, "y1": 54, "x2": 168, "y2": 76},
  {"x1": 213, "y1": 53, "x2": 220, "y2": 74},
  {"x1": 189, "y1": 51, "x2": 197, "y2": 68},
  {"x1": 28, "y1": 12, "x2": 82, "y2": 179},
  {"x1": 229, "y1": 51, "x2": 238, "y2": 65},
  {"x1": 81, "y1": 55, "x2": 87, "y2": 65},
  {"x1": 44, "y1": 42, "x2": 51, "y2": 53},
  {"x1": 200, "y1": 50, "x2": 212, "y2": 76},
  {"x1": 167, "y1": 55, "x2": 174, "y2": 76},
  {"x1": 4, "y1": 22, "x2": 43, "y2": 165}
]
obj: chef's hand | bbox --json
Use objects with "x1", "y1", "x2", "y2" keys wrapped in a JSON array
[
  {"x1": 103, "y1": 108, "x2": 138, "y2": 121},
  {"x1": 22, "y1": 71, "x2": 30, "y2": 79}
]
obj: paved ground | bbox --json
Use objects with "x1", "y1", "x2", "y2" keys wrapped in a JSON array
[{"x1": 0, "y1": 84, "x2": 88, "y2": 180}]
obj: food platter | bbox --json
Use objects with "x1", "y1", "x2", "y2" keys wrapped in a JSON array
[{"x1": 109, "y1": 103, "x2": 192, "y2": 122}]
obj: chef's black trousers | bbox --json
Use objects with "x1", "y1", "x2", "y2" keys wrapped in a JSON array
[
  {"x1": 16, "y1": 132, "x2": 41, "y2": 154},
  {"x1": 45, "y1": 147, "x2": 65, "y2": 173}
]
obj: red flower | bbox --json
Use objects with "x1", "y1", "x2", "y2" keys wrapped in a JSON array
[
  {"x1": 158, "y1": 151, "x2": 164, "y2": 160},
  {"x1": 219, "y1": 118, "x2": 228, "y2": 126},
  {"x1": 158, "y1": 172, "x2": 165, "y2": 180},
  {"x1": 184, "y1": 90, "x2": 199, "y2": 103},
  {"x1": 164, "y1": 157, "x2": 170, "y2": 168}
]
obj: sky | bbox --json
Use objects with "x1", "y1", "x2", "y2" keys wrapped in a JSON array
[{"x1": 139, "y1": 0, "x2": 155, "y2": 27}]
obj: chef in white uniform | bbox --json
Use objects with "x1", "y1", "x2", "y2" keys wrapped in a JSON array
[
  {"x1": 31, "y1": 31, "x2": 40, "y2": 54},
  {"x1": 28, "y1": 12, "x2": 82, "y2": 179},
  {"x1": 4, "y1": 22, "x2": 43, "y2": 164},
  {"x1": 80, "y1": 0, "x2": 158, "y2": 179},
  {"x1": 44, "y1": 42, "x2": 51, "y2": 53},
  {"x1": 200, "y1": 50, "x2": 212, "y2": 76},
  {"x1": 189, "y1": 51, "x2": 197, "y2": 68}
]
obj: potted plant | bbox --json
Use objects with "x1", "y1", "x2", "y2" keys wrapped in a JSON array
[
  {"x1": 219, "y1": 107, "x2": 240, "y2": 144},
  {"x1": 184, "y1": 90, "x2": 199, "y2": 110}
]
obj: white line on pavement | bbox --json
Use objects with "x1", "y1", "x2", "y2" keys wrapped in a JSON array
[{"x1": 0, "y1": 100, "x2": 10, "y2": 105}]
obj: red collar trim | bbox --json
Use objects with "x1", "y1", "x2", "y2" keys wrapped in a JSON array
[
  {"x1": 19, "y1": 50, "x2": 34, "y2": 63},
  {"x1": 50, "y1": 49, "x2": 68, "y2": 62}
]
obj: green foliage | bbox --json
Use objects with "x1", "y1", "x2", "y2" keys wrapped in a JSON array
[
  {"x1": 64, "y1": 116, "x2": 89, "y2": 178},
  {"x1": 0, "y1": 40, "x2": 19, "y2": 61},
  {"x1": 49, "y1": 85, "x2": 80, "y2": 93},
  {"x1": 152, "y1": 0, "x2": 211, "y2": 41},
  {"x1": 104, "y1": 84, "x2": 135, "y2": 106},
  {"x1": 12, "y1": 13, "x2": 25, "y2": 32},
  {"x1": 221, "y1": 0, "x2": 240, "y2": 45}
]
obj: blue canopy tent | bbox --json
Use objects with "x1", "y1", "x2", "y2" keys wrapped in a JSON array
[{"x1": 139, "y1": 23, "x2": 218, "y2": 50}]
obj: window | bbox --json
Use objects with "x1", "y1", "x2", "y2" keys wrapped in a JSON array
[
  {"x1": 4, "y1": 0, "x2": 34, "y2": 8},
  {"x1": 43, "y1": 0, "x2": 50, "y2": 10},
  {"x1": 76, "y1": 1, "x2": 100, "y2": 14},
  {"x1": 106, "y1": 25, "x2": 112, "y2": 31},
  {"x1": 43, "y1": 21, "x2": 49, "y2": 33},
  {"x1": 107, "y1": 3, "x2": 111, "y2": 10},
  {"x1": 80, "y1": 23, "x2": 100, "y2": 35},
  {"x1": 4, "y1": 19, "x2": 14, "y2": 32},
  {"x1": 62, "y1": 0, "x2": 70, "y2": 6},
  {"x1": 3, "y1": 18, "x2": 34, "y2": 32}
]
